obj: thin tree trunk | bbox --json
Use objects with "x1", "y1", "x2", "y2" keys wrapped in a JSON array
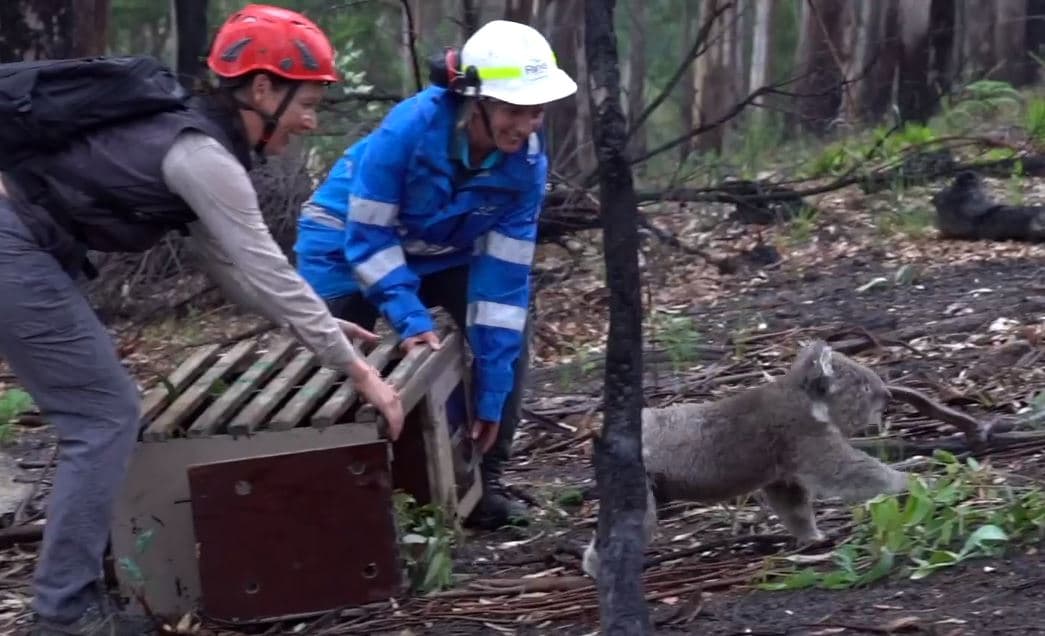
[
  {"x1": 504, "y1": 0, "x2": 535, "y2": 23},
  {"x1": 0, "y1": 0, "x2": 74, "y2": 60},
  {"x1": 584, "y1": 0, "x2": 650, "y2": 632},
  {"x1": 790, "y1": 0, "x2": 847, "y2": 134},
  {"x1": 993, "y1": 0, "x2": 1027, "y2": 85},
  {"x1": 963, "y1": 0, "x2": 996, "y2": 79},
  {"x1": 625, "y1": 0, "x2": 647, "y2": 161},
  {"x1": 545, "y1": 0, "x2": 588, "y2": 178},
  {"x1": 897, "y1": 0, "x2": 933, "y2": 123},
  {"x1": 461, "y1": 0, "x2": 479, "y2": 38},
  {"x1": 678, "y1": 0, "x2": 696, "y2": 162},
  {"x1": 174, "y1": 0, "x2": 207, "y2": 90},
  {"x1": 735, "y1": 0, "x2": 749, "y2": 96},
  {"x1": 692, "y1": 0, "x2": 735, "y2": 152},
  {"x1": 928, "y1": 0, "x2": 956, "y2": 107},
  {"x1": 747, "y1": 0, "x2": 775, "y2": 127},
  {"x1": 72, "y1": 0, "x2": 109, "y2": 56},
  {"x1": 1027, "y1": 0, "x2": 1045, "y2": 84}
]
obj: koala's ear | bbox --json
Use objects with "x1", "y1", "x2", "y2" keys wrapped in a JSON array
[{"x1": 798, "y1": 340, "x2": 834, "y2": 396}]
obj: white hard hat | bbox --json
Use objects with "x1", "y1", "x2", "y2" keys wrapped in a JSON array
[{"x1": 459, "y1": 20, "x2": 578, "y2": 106}]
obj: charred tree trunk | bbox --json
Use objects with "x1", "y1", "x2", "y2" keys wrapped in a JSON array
[
  {"x1": 584, "y1": 0, "x2": 650, "y2": 633},
  {"x1": 174, "y1": 0, "x2": 208, "y2": 90},
  {"x1": 461, "y1": 0, "x2": 480, "y2": 38},
  {"x1": 790, "y1": 0, "x2": 847, "y2": 134},
  {"x1": 897, "y1": 0, "x2": 933, "y2": 123},
  {"x1": 504, "y1": 0, "x2": 535, "y2": 23},
  {"x1": 855, "y1": 0, "x2": 900, "y2": 123},
  {"x1": 0, "y1": 0, "x2": 73, "y2": 60},
  {"x1": 72, "y1": 0, "x2": 109, "y2": 56},
  {"x1": 1028, "y1": 0, "x2": 1045, "y2": 84},
  {"x1": 0, "y1": 0, "x2": 110, "y2": 61}
]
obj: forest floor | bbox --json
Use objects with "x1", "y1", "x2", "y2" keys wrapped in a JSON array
[{"x1": 3, "y1": 171, "x2": 1045, "y2": 635}]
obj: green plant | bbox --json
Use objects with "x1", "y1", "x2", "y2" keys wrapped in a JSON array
[
  {"x1": 0, "y1": 388, "x2": 34, "y2": 445},
  {"x1": 651, "y1": 313, "x2": 701, "y2": 372},
  {"x1": 116, "y1": 528, "x2": 155, "y2": 604},
  {"x1": 756, "y1": 451, "x2": 1045, "y2": 591},
  {"x1": 394, "y1": 491, "x2": 457, "y2": 594},
  {"x1": 941, "y1": 80, "x2": 1022, "y2": 130},
  {"x1": 785, "y1": 205, "x2": 819, "y2": 245},
  {"x1": 805, "y1": 123, "x2": 939, "y2": 179},
  {"x1": 1025, "y1": 98, "x2": 1045, "y2": 145},
  {"x1": 555, "y1": 487, "x2": 585, "y2": 508}
]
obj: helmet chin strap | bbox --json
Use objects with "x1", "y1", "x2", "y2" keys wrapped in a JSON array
[{"x1": 234, "y1": 82, "x2": 301, "y2": 162}]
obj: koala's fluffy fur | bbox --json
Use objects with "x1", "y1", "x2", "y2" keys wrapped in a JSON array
[{"x1": 581, "y1": 340, "x2": 909, "y2": 579}]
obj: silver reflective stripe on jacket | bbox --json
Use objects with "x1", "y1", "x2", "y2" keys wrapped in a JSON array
[{"x1": 300, "y1": 202, "x2": 345, "y2": 230}]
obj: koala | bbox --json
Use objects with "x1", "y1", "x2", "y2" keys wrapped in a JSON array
[{"x1": 581, "y1": 340, "x2": 909, "y2": 579}]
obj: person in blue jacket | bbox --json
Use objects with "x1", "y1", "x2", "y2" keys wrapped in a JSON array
[{"x1": 294, "y1": 19, "x2": 577, "y2": 529}]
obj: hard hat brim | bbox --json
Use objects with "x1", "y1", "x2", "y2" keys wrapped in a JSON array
[{"x1": 478, "y1": 69, "x2": 579, "y2": 106}]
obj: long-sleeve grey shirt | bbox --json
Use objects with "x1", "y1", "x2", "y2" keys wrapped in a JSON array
[{"x1": 160, "y1": 130, "x2": 360, "y2": 370}]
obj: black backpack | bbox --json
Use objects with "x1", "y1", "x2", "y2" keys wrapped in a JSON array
[{"x1": 0, "y1": 55, "x2": 189, "y2": 171}]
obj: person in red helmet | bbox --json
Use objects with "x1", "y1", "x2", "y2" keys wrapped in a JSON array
[{"x1": 0, "y1": 5, "x2": 402, "y2": 634}]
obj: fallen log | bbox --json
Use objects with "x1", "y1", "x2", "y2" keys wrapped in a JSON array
[{"x1": 0, "y1": 522, "x2": 44, "y2": 549}]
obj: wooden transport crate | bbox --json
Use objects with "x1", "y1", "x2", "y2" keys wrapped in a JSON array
[{"x1": 110, "y1": 308, "x2": 483, "y2": 625}]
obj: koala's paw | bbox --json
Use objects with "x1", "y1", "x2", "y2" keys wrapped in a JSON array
[
  {"x1": 581, "y1": 539, "x2": 599, "y2": 579},
  {"x1": 888, "y1": 470, "x2": 912, "y2": 494},
  {"x1": 796, "y1": 528, "x2": 826, "y2": 548}
]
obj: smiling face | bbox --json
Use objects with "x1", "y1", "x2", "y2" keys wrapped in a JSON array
[
  {"x1": 238, "y1": 74, "x2": 325, "y2": 155},
  {"x1": 467, "y1": 98, "x2": 545, "y2": 155}
]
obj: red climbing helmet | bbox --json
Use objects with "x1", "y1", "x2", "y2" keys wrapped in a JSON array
[{"x1": 207, "y1": 4, "x2": 339, "y2": 83}]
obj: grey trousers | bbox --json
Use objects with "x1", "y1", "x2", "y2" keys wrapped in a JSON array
[{"x1": 0, "y1": 201, "x2": 141, "y2": 623}]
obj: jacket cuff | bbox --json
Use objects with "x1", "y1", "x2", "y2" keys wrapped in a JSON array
[{"x1": 475, "y1": 389, "x2": 509, "y2": 423}]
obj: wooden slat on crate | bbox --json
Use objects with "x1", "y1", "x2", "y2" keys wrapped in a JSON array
[
  {"x1": 419, "y1": 396, "x2": 458, "y2": 514},
  {"x1": 142, "y1": 340, "x2": 259, "y2": 441},
  {"x1": 226, "y1": 349, "x2": 319, "y2": 436},
  {"x1": 186, "y1": 338, "x2": 298, "y2": 438},
  {"x1": 267, "y1": 366, "x2": 340, "y2": 431},
  {"x1": 140, "y1": 344, "x2": 222, "y2": 422},
  {"x1": 397, "y1": 331, "x2": 461, "y2": 414},
  {"x1": 355, "y1": 331, "x2": 459, "y2": 424},
  {"x1": 310, "y1": 340, "x2": 399, "y2": 429}
]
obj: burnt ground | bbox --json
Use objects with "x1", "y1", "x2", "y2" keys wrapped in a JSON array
[{"x1": 3, "y1": 177, "x2": 1045, "y2": 635}]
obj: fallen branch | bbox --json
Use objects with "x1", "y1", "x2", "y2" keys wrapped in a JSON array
[
  {"x1": 850, "y1": 430, "x2": 1045, "y2": 460},
  {"x1": 0, "y1": 522, "x2": 44, "y2": 549},
  {"x1": 887, "y1": 384, "x2": 996, "y2": 446}
]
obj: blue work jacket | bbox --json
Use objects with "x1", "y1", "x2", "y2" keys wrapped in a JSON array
[{"x1": 294, "y1": 85, "x2": 548, "y2": 423}]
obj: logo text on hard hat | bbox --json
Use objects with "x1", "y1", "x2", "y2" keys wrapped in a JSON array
[{"x1": 523, "y1": 59, "x2": 549, "y2": 81}]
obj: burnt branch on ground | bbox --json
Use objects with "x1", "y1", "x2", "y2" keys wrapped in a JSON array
[{"x1": 931, "y1": 171, "x2": 1045, "y2": 242}]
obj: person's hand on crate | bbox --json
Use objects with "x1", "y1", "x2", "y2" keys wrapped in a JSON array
[{"x1": 347, "y1": 357, "x2": 405, "y2": 440}]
